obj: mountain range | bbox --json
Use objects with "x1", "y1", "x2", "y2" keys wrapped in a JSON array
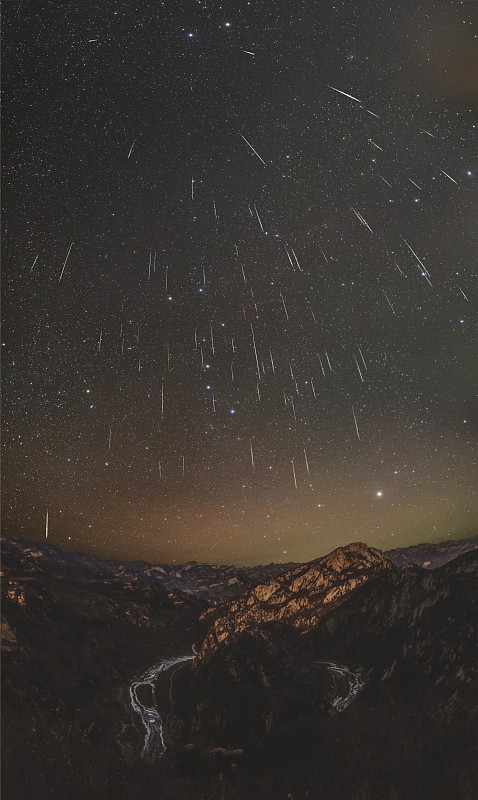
[
  {"x1": 3, "y1": 532, "x2": 476, "y2": 599},
  {"x1": 1, "y1": 535, "x2": 297, "y2": 602},
  {"x1": 2, "y1": 533, "x2": 477, "y2": 800}
]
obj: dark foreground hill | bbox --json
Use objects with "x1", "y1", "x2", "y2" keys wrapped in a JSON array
[
  {"x1": 170, "y1": 546, "x2": 477, "y2": 747},
  {"x1": 2, "y1": 536, "x2": 477, "y2": 800},
  {"x1": 1, "y1": 542, "x2": 207, "y2": 799}
]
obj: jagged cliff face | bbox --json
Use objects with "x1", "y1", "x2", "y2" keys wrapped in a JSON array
[
  {"x1": 200, "y1": 543, "x2": 393, "y2": 649},
  {"x1": 170, "y1": 550, "x2": 478, "y2": 757},
  {"x1": 307, "y1": 550, "x2": 478, "y2": 688}
]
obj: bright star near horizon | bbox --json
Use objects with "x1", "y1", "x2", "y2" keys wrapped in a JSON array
[{"x1": 376, "y1": 491, "x2": 383, "y2": 497}]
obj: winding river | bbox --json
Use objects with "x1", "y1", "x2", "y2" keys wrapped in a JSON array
[
  {"x1": 129, "y1": 654, "x2": 194, "y2": 758},
  {"x1": 315, "y1": 660, "x2": 364, "y2": 711},
  {"x1": 129, "y1": 652, "x2": 362, "y2": 758}
]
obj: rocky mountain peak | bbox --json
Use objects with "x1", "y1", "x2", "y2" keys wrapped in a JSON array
[{"x1": 199, "y1": 543, "x2": 393, "y2": 651}]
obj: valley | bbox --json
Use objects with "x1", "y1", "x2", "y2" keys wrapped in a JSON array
[{"x1": 2, "y1": 534, "x2": 477, "y2": 800}]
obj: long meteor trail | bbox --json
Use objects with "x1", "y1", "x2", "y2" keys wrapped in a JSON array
[
  {"x1": 58, "y1": 242, "x2": 74, "y2": 282},
  {"x1": 327, "y1": 84, "x2": 361, "y2": 103},
  {"x1": 240, "y1": 133, "x2": 267, "y2": 166},
  {"x1": 351, "y1": 405, "x2": 361, "y2": 441}
]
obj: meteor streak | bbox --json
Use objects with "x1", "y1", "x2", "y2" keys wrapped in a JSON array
[
  {"x1": 269, "y1": 348, "x2": 275, "y2": 373},
  {"x1": 280, "y1": 292, "x2": 289, "y2": 320},
  {"x1": 304, "y1": 449, "x2": 310, "y2": 475},
  {"x1": 439, "y1": 168, "x2": 459, "y2": 186},
  {"x1": 358, "y1": 345, "x2": 367, "y2": 371},
  {"x1": 351, "y1": 405, "x2": 361, "y2": 441},
  {"x1": 383, "y1": 290, "x2": 396, "y2": 315},
  {"x1": 250, "y1": 323, "x2": 261, "y2": 381},
  {"x1": 290, "y1": 247, "x2": 302, "y2": 271},
  {"x1": 327, "y1": 84, "x2": 361, "y2": 103},
  {"x1": 285, "y1": 246, "x2": 295, "y2": 269},
  {"x1": 210, "y1": 323, "x2": 215, "y2": 355},
  {"x1": 354, "y1": 355, "x2": 365, "y2": 382},
  {"x1": 58, "y1": 241, "x2": 74, "y2": 282},
  {"x1": 351, "y1": 208, "x2": 373, "y2": 233},
  {"x1": 402, "y1": 239, "x2": 431, "y2": 281},
  {"x1": 253, "y1": 203, "x2": 265, "y2": 233},
  {"x1": 240, "y1": 133, "x2": 267, "y2": 165}
]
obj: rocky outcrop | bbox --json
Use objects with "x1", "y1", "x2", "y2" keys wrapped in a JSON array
[
  {"x1": 171, "y1": 550, "x2": 478, "y2": 757},
  {"x1": 306, "y1": 549, "x2": 478, "y2": 690},
  {"x1": 200, "y1": 543, "x2": 393, "y2": 650}
]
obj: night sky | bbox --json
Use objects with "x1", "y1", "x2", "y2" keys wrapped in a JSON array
[{"x1": 2, "y1": 1, "x2": 477, "y2": 566}]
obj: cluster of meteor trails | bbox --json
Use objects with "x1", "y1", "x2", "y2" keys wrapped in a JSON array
[{"x1": 33, "y1": 83, "x2": 469, "y2": 502}]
